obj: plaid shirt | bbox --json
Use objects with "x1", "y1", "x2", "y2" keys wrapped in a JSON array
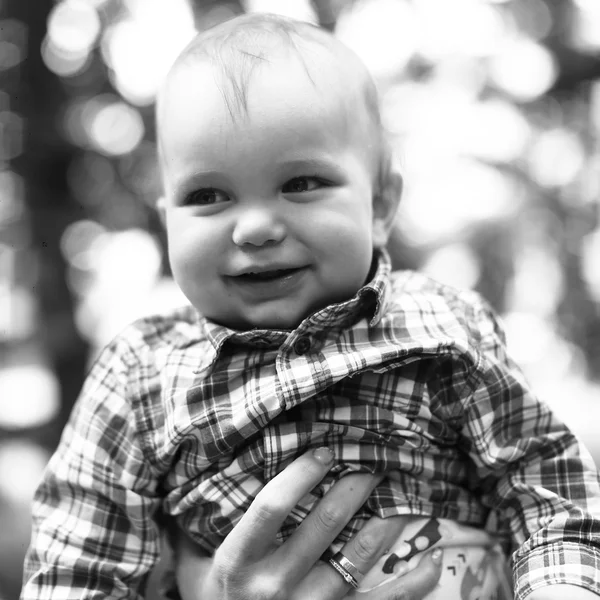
[{"x1": 22, "y1": 251, "x2": 600, "y2": 600}]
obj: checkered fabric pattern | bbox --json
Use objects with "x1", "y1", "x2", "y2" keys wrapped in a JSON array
[{"x1": 21, "y1": 251, "x2": 600, "y2": 600}]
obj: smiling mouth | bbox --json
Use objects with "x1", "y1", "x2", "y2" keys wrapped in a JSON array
[{"x1": 235, "y1": 267, "x2": 304, "y2": 282}]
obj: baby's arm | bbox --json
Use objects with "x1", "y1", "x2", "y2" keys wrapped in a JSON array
[
  {"x1": 457, "y1": 296, "x2": 600, "y2": 599},
  {"x1": 21, "y1": 341, "x2": 162, "y2": 600},
  {"x1": 528, "y1": 586, "x2": 599, "y2": 599}
]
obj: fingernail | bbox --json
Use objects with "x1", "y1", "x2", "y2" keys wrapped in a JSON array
[
  {"x1": 431, "y1": 548, "x2": 443, "y2": 564},
  {"x1": 313, "y1": 447, "x2": 335, "y2": 465}
]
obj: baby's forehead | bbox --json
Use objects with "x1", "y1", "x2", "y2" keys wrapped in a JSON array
[
  {"x1": 161, "y1": 15, "x2": 376, "y2": 120},
  {"x1": 162, "y1": 56, "x2": 372, "y2": 152}
]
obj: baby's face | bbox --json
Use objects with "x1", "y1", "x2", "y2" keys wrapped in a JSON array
[{"x1": 159, "y1": 56, "x2": 382, "y2": 330}]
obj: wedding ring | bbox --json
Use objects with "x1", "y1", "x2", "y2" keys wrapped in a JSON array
[{"x1": 328, "y1": 552, "x2": 364, "y2": 589}]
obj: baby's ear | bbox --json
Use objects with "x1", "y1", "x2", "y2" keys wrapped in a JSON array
[
  {"x1": 156, "y1": 196, "x2": 167, "y2": 228},
  {"x1": 372, "y1": 170, "x2": 402, "y2": 248}
]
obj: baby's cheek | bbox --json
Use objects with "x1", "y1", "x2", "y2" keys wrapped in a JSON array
[{"x1": 168, "y1": 240, "x2": 214, "y2": 305}]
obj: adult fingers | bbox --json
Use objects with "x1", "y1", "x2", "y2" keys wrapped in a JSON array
[
  {"x1": 290, "y1": 514, "x2": 408, "y2": 600},
  {"x1": 296, "y1": 546, "x2": 443, "y2": 600},
  {"x1": 221, "y1": 447, "x2": 335, "y2": 563},
  {"x1": 276, "y1": 472, "x2": 383, "y2": 580}
]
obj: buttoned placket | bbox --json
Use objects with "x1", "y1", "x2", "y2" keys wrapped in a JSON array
[{"x1": 263, "y1": 331, "x2": 327, "y2": 481}]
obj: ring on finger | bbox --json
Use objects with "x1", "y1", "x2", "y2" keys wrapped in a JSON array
[{"x1": 328, "y1": 552, "x2": 365, "y2": 589}]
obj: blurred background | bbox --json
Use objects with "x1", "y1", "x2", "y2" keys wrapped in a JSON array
[{"x1": 1, "y1": 0, "x2": 599, "y2": 597}]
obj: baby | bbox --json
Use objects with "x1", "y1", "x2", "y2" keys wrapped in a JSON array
[{"x1": 22, "y1": 12, "x2": 600, "y2": 600}]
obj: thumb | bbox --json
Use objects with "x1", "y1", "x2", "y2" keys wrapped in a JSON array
[{"x1": 359, "y1": 548, "x2": 443, "y2": 600}]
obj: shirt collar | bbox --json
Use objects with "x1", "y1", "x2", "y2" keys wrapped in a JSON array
[
  {"x1": 360, "y1": 247, "x2": 391, "y2": 327},
  {"x1": 198, "y1": 248, "x2": 392, "y2": 352}
]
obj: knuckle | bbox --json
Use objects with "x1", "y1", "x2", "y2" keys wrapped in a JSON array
[
  {"x1": 298, "y1": 457, "x2": 325, "y2": 481},
  {"x1": 314, "y1": 502, "x2": 347, "y2": 534},
  {"x1": 352, "y1": 529, "x2": 381, "y2": 563},
  {"x1": 251, "y1": 492, "x2": 288, "y2": 524}
]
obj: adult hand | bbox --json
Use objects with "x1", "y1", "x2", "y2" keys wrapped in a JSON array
[{"x1": 174, "y1": 448, "x2": 443, "y2": 600}]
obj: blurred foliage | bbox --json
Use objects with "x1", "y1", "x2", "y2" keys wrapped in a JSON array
[{"x1": 1, "y1": 1, "x2": 600, "y2": 598}]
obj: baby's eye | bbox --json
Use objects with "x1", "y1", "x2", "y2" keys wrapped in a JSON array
[
  {"x1": 185, "y1": 188, "x2": 229, "y2": 205},
  {"x1": 282, "y1": 176, "x2": 323, "y2": 194}
]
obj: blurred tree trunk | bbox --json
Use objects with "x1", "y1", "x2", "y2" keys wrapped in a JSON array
[{"x1": 11, "y1": 0, "x2": 89, "y2": 450}]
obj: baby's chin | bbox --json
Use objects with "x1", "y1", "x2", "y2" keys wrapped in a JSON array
[
  {"x1": 212, "y1": 313, "x2": 304, "y2": 332},
  {"x1": 204, "y1": 304, "x2": 320, "y2": 332},
  {"x1": 200, "y1": 287, "x2": 363, "y2": 331}
]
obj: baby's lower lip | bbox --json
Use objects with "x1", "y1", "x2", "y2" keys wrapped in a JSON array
[{"x1": 228, "y1": 267, "x2": 308, "y2": 297}]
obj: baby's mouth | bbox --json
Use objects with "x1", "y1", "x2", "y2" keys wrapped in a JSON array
[{"x1": 236, "y1": 268, "x2": 303, "y2": 282}]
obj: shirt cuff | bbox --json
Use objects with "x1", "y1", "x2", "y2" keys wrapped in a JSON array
[{"x1": 514, "y1": 541, "x2": 600, "y2": 599}]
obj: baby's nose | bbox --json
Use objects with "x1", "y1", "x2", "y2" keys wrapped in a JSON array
[{"x1": 231, "y1": 206, "x2": 287, "y2": 247}]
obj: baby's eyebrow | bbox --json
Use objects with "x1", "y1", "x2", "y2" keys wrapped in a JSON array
[
  {"x1": 169, "y1": 168, "x2": 228, "y2": 191},
  {"x1": 278, "y1": 157, "x2": 337, "y2": 171}
]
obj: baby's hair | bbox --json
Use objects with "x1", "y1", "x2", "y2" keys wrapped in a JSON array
[
  {"x1": 158, "y1": 12, "x2": 394, "y2": 195},
  {"x1": 177, "y1": 13, "x2": 326, "y2": 121}
]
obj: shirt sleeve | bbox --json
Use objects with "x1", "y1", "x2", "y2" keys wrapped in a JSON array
[
  {"x1": 21, "y1": 336, "x2": 163, "y2": 600},
  {"x1": 458, "y1": 296, "x2": 600, "y2": 600}
]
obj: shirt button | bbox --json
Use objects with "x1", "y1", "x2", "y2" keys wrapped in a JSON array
[{"x1": 293, "y1": 336, "x2": 311, "y2": 355}]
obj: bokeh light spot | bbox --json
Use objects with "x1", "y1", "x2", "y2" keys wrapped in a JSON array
[
  {"x1": 503, "y1": 312, "x2": 570, "y2": 370},
  {"x1": 420, "y1": 243, "x2": 481, "y2": 290},
  {"x1": 0, "y1": 18, "x2": 27, "y2": 71},
  {"x1": 0, "y1": 364, "x2": 60, "y2": 429},
  {"x1": 507, "y1": 246, "x2": 564, "y2": 316},
  {"x1": 398, "y1": 158, "x2": 519, "y2": 245},
  {"x1": 414, "y1": 0, "x2": 507, "y2": 60},
  {"x1": 336, "y1": 0, "x2": 417, "y2": 78},
  {"x1": 47, "y1": 0, "x2": 101, "y2": 55},
  {"x1": 41, "y1": 37, "x2": 90, "y2": 77},
  {"x1": 0, "y1": 41, "x2": 23, "y2": 70},
  {"x1": 73, "y1": 229, "x2": 166, "y2": 347},
  {"x1": 88, "y1": 99, "x2": 145, "y2": 156},
  {"x1": 461, "y1": 98, "x2": 531, "y2": 163},
  {"x1": 488, "y1": 39, "x2": 558, "y2": 101},
  {"x1": 571, "y1": 0, "x2": 600, "y2": 53},
  {"x1": 0, "y1": 171, "x2": 25, "y2": 225},
  {"x1": 244, "y1": 0, "x2": 317, "y2": 22},
  {"x1": 0, "y1": 281, "x2": 38, "y2": 343},
  {"x1": 528, "y1": 128, "x2": 585, "y2": 188},
  {"x1": 581, "y1": 228, "x2": 600, "y2": 302},
  {"x1": 0, "y1": 441, "x2": 49, "y2": 504},
  {"x1": 101, "y1": 0, "x2": 196, "y2": 105},
  {"x1": 0, "y1": 111, "x2": 23, "y2": 160},
  {"x1": 60, "y1": 219, "x2": 107, "y2": 270}
]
